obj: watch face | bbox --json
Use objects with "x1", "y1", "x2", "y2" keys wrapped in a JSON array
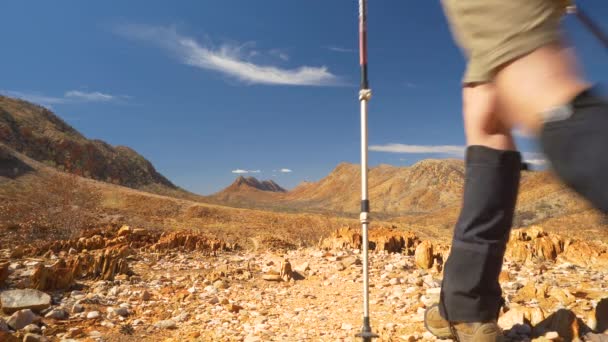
[{"x1": 541, "y1": 104, "x2": 574, "y2": 123}]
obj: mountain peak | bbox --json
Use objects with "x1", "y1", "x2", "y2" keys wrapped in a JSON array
[{"x1": 227, "y1": 176, "x2": 286, "y2": 193}]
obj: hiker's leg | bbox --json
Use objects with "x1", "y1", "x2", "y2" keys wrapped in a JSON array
[
  {"x1": 495, "y1": 44, "x2": 608, "y2": 214},
  {"x1": 439, "y1": 84, "x2": 521, "y2": 322}
]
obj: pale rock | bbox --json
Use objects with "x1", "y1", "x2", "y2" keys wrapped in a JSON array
[
  {"x1": 0, "y1": 289, "x2": 51, "y2": 314},
  {"x1": 341, "y1": 323, "x2": 353, "y2": 330},
  {"x1": 86, "y1": 311, "x2": 100, "y2": 319},
  {"x1": 23, "y1": 334, "x2": 48, "y2": 342},
  {"x1": 44, "y1": 308, "x2": 69, "y2": 320},
  {"x1": 155, "y1": 319, "x2": 177, "y2": 329},
  {"x1": 71, "y1": 304, "x2": 84, "y2": 314},
  {"x1": 7, "y1": 309, "x2": 39, "y2": 330},
  {"x1": 22, "y1": 324, "x2": 41, "y2": 334},
  {"x1": 213, "y1": 280, "x2": 228, "y2": 289},
  {"x1": 415, "y1": 241, "x2": 434, "y2": 269}
]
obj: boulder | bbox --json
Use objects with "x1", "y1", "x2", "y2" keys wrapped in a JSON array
[
  {"x1": 0, "y1": 289, "x2": 51, "y2": 314},
  {"x1": 6, "y1": 309, "x2": 39, "y2": 330},
  {"x1": 415, "y1": 241, "x2": 434, "y2": 269}
]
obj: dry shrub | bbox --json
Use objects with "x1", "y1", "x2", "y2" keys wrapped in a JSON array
[{"x1": 0, "y1": 173, "x2": 101, "y2": 241}]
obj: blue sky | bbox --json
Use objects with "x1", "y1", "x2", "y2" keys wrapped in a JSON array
[{"x1": 1, "y1": 1, "x2": 607, "y2": 194}]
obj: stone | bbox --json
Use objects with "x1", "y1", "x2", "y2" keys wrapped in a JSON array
[
  {"x1": 30, "y1": 260, "x2": 74, "y2": 291},
  {"x1": 110, "y1": 307, "x2": 129, "y2": 317},
  {"x1": 341, "y1": 323, "x2": 353, "y2": 330},
  {"x1": 0, "y1": 289, "x2": 51, "y2": 314},
  {"x1": 86, "y1": 311, "x2": 100, "y2": 319},
  {"x1": 227, "y1": 304, "x2": 243, "y2": 313},
  {"x1": 415, "y1": 241, "x2": 434, "y2": 269},
  {"x1": 213, "y1": 280, "x2": 228, "y2": 289},
  {"x1": 155, "y1": 319, "x2": 177, "y2": 329},
  {"x1": 22, "y1": 324, "x2": 41, "y2": 334},
  {"x1": 7, "y1": 309, "x2": 39, "y2": 330},
  {"x1": 117, "y1": 225, "x2": 131, "y2": 237},
  {"x1": 280, "y1": 260, "x2": 293, "y2": 282},
  {"x1": 44, "y1": 308, "x2": 69, "y2": 320},
  {"x1": 141, "y1": 290, "x2": 152, "y2": 301},
  {"x1": 340, "y1": 256, "x2": 361, "y2": 268},
  {"x1": 23, "y1": 333, "x2": 48, "y2": 342},
  {"x1": 71, "y1": 304, "x2": 84, "y2": 314},
  {"x1": 294, "y1": 262, "x2": 310, "y2": 274}
]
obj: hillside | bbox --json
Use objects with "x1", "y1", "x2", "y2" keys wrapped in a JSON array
[
  {"x1": 209, "y1": 158, "x2": 604, "y2": 231},
  {"x1": 0, "y1": 95, "x2": 176, "y2": 191}
]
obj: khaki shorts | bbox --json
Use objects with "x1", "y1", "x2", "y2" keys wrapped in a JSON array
[{"x1": 441, "y1": 0, "x2": 565, "y2": 83}]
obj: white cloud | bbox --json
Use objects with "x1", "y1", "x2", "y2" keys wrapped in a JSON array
[
  {"x1": 370, "y1": 144, "x2": 466, "y2": 156},
  {"x1": 232, "y1": 169, "x2": 261, "y2": 174},
  {"x1": 1, "y1": 89, "x2": 124, "y2": 108},
  {"x1": 327, "y1": 46, "x2": 355, "y2": 53},
  {"x1": 522, "y1": 152, "x2": 547, "y2": 166},
  {"x1": 1, "y1": 90, "x2": 66, "y2": 107},
  {"x1": 279, "y1": 168, "x2": 292, "y2": 173},
  {"x1": 115, "y1": 24, "x2": 341, "y2": 86},
  {"x1": 65, "y1": 90, "x2": 114, "y2": 102},
  {"x1": 269, "y1": 49, "x2": 289, "y2": 61}
]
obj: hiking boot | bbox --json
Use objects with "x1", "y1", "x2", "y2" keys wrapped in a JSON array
[{"x1": 424, "y1": 304, "x2": 505, "y2": 342}]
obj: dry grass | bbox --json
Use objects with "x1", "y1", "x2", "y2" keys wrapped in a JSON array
[{"x1": 0, "y1": 172, "x2": 101, "y2": 243}]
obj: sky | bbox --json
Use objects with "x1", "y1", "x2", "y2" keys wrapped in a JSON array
[{"x1": 1, "y1": 1, "x2": 607, "y2": 195}]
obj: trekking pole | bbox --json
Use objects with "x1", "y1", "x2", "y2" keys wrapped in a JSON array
[
  {"x1": 567, "y1": 4, "x2": 608, "y2": 50},
  {"x1": 355, "y1": 0, "x2": 378, "y2": 341}
]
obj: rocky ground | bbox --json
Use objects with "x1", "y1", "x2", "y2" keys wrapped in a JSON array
[{"x1": 0, "y1": 225, "x2": 607, "y2": 341}]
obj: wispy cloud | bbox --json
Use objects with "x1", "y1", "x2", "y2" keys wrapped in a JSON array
[
  {"x1": 1, "y1": 90, "x2": 67, "y2": 107},
  {"x1": 1, "y1": 89, "x2": 125, "y2": 108},
  {"x1": 115, "y1": 24, "x2": 342, "y2": 86},
  {"x1": 232, "y1": 169, "x2": 261, "y2": 174},
  {"x1": 372, "y1": 143, "x2": 548, "y2": 167},
  {"x1": 327, "y1": 46, "x2": 355, "y2": 53},
  {"x1": 279, "y1": 168, "x2": 292, "y2": 173},
  {"x1": 65, "y1": 90, "x2": 115, "y2": 102},
  {"x1": 269, "y1": 49, "x2": 289, "y2": 61},
  {"x1": 370, "y1": 144, "x2": 466, "y2": 156},
  {"x1": 522, "y1": 152, "x2": 547, "y2": 166}
]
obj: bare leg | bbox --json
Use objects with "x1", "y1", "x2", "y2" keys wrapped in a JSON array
[
  {"x1": 495, "y1": 42, "x2": 590, "y2": 133},
  {"x1": 463, "y1": 84, "x2": 516, "y2": 150},
  {"x1": 439, "y1": 84, "x2": 521, "y2": 326},
  {"x1": 494, "y1": 41, "x2": 608, "y2": 214}
]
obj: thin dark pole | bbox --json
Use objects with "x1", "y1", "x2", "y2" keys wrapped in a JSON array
[{"x1": 355, "y1": 0, "x2": 377, "y2": 341}]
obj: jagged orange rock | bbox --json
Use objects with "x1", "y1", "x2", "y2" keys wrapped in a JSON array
[
  {"x1": 280, "y1": 260, "x2": 292, "y2": 282},
  {"x1": 320, "y1": 227, "x2": 362, "y2": 251},
  {"x1": 117, "y1": 225, "x2": 131, "y2": 237},
  {"x1": 31, "y1": 259, "x2": 75, "y2": 291},
  {"x1": 151, "y1": 231, "x2": 228, "y2": 255},
  {"x1": 371, "y1": 229, "x2": 419, "y2": 254}
]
